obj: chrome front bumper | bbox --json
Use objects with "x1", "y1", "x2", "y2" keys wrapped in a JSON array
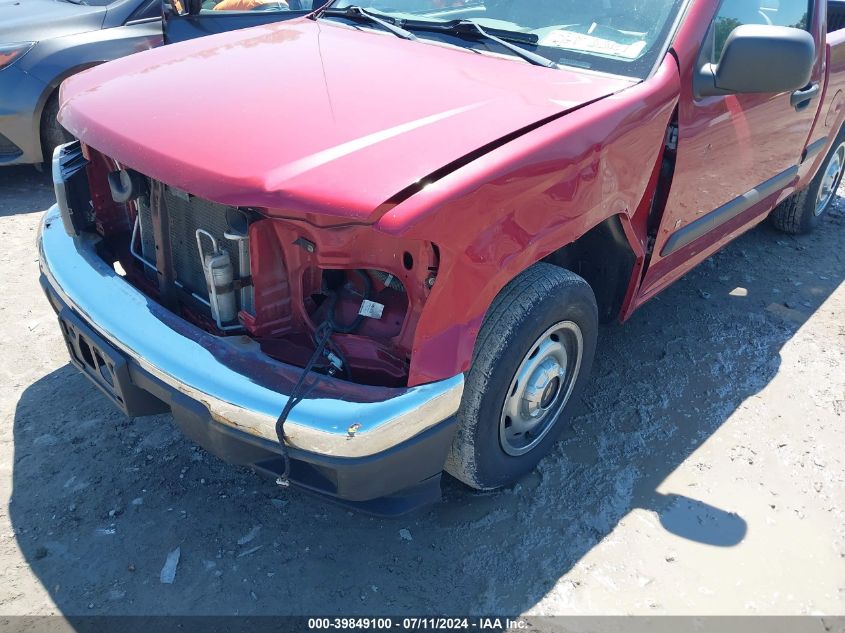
[{"x1": 37, "y1": 205, "x2": 464, "y2": 459}]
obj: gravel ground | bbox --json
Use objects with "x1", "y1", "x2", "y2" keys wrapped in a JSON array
[{"x1": 0, "y1": 164, "x2": 843, "y2": 617}]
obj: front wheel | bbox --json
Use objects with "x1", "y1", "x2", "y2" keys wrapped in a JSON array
[{"x1": 445, "y1": 264, "x2": 598, "y2": 490}]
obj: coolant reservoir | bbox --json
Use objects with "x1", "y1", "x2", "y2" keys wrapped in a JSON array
[{"x1": 204, "y1": 251, "x2": 237, "y2": 324}]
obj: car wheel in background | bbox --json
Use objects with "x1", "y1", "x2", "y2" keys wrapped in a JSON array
[{"x1": 40, "y1": 92, "x2": 72, "y2": 166}]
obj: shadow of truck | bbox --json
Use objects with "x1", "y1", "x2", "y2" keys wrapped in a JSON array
[{"x1": 8, "y1": 199, "x2": 844, "y2": 616}]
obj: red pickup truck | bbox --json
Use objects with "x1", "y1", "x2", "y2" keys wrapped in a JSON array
[{"x1": 38, "y1": 0, "x2": 845, "y2": 512}]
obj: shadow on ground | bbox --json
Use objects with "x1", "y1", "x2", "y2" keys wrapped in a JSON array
[
  {"x1": 0, "y1": 167, "x2": 52, "y2": 217},
  {"x1": 8, "y1": 198, "x2": 845, "y2": 615}
]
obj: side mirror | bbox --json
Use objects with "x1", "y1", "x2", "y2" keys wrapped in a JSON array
[{"x1": 696, "y1": 25, "x2": 815, "y2": 98}]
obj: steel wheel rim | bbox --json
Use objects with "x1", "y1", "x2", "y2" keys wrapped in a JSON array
[
  {"x1": 499, "y1": 321, "x2": 583, "y2": 457},
  {"x1": 815, "y1": 143, "x2": 845, "y2": 217}
]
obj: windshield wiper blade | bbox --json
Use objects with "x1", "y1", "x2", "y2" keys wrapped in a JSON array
[
  {"x1": 319, "y1": 6, "x2": 418, "y2": 41},
  {"x1": 450, "y1": 20, "x2": 556, "y2": 68},
  {"x1": 404, "y1": 19, "x2": 556, "y2": 69}
]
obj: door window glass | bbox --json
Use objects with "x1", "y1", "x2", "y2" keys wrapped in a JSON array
[
  {"x1": 203, "y1": 0, "x2": 285, "y2": 11},
  {"x1": 202, "y1": 0, "x2": 327, "y2": 12},
  {"x1": 710, "y1": 0, "x2": 811, "y2": 62},
  {"x1": 128, "y1": 0, "x2": 161, "y2": 21}
]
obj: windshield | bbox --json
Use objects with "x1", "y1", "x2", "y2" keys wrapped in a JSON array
[{"x1": 324, "y1": 0, "x2": 687, "y2": 78}]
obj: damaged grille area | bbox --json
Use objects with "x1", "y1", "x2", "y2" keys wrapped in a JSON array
[
  {"x1": 77, "y1": 147, "x2": 420, "y2": 387},
  {"x1": 166, "y1": 190, "x2": 242, "y2": 301},
  {"x1": 135, "y1": 182, "x2": 253, "y2": 326}
]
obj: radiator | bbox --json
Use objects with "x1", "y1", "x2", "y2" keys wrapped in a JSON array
[{"x1": 137, "y1": 184, "x2": 253, "y2": 315}]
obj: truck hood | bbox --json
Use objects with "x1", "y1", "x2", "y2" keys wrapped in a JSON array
[
  {"x1": 0, "y1": 0, "x2": 105, "y2": 42},
  {"x1": 59, "y1": 18, "x2": 634, "y2": 223}
]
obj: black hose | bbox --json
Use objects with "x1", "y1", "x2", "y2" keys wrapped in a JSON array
[{"x1": 274, "y1": 270, "x2": 372, "y2": 487}]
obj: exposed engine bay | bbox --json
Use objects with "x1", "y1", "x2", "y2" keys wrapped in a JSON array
[{"x1": 63, "y1": 143, "x2": 438, "y2": 388}]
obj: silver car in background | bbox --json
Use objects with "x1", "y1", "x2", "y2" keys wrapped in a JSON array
[{"x1": 0, "y1": 0, "x2": 162, "y2": 166}]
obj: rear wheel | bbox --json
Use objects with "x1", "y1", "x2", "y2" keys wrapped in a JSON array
[
  {"x1": 445, "y1": 263, "x2": 598, "y2": 490},
  {"x1": 771, "y1": 132, "x2": 845, "y2": 234}
]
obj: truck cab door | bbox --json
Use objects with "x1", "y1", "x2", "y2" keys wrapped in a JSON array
[
  {"x1": 636, "y1": 0, "x2": 824, "y2": 304},
  {"x1": 161, "y1": 0, "x2": 327, "y2": 44}
]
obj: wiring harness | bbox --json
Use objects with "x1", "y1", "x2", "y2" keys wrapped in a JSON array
[{"x1": 274, "y1": 270, "x2": 373, "y2": 486}]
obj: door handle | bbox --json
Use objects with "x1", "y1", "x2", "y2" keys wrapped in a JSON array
[{"x1": 792, "y1": 83, "x2": 820, "y2": 111}]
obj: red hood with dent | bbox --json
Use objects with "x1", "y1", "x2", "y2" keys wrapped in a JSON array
[{"x1": 59, "y1": 18, "x2": 633, "y2": 223}]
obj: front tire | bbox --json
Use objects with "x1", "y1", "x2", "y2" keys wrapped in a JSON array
[
  {"x1": 771, "y1": 132, "x2": 845, "y2": 234},
  {"x1": 445, "y1": 263, "x2": 598, "y2": 490}
]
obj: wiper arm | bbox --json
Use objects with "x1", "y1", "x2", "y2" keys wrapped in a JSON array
[
  {"x1": 319, "y1": 6, "x2": 418, "y2": 41},
  {"x1": 404, "y1": 19, "x2": 557, "y2": 69}
]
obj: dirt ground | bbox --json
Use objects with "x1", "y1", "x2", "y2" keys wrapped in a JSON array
[{"x1": 0, "y1": 164, "x2": 842, "y2": 618}]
